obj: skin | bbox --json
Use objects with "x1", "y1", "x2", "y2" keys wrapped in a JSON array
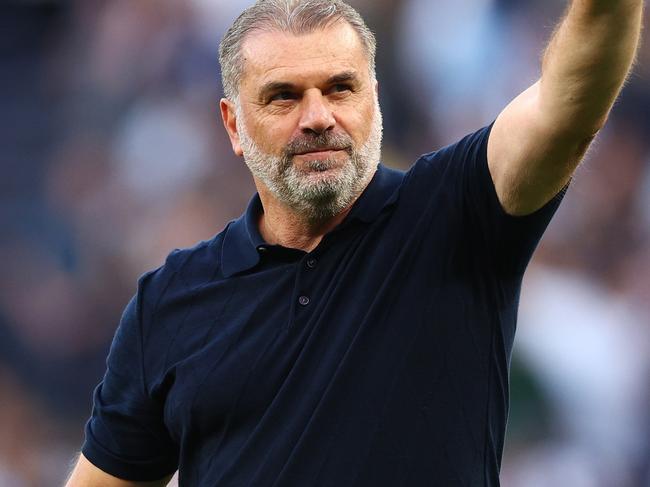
[
  {"x1": 65, "y1": 454, "x2": 173, "y2": 487},
  {"x1": 488, "y1": 0, "x2": 644, "y2": 215},
  {"x1": 66, "y1": 1, "x2": 643, "y2": 484},
  {"x1": 221, "y1": 21, "x2": 379, "y2": 251}
]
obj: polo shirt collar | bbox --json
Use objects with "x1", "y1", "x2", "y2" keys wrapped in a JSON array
[
  {"x1": 221, "y1": 163, "x2": 402, "y2": 277},
  {"x1": 221, "y1": 195, "x2": 266, "y2": 278}
]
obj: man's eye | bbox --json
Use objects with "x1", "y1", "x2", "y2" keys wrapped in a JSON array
[
  {"x1": 270, "y1": 92, "x2": 297, "y2": 102},
  {"x1": 331, "y1": 84, "x2": 352, "y2": 93}
]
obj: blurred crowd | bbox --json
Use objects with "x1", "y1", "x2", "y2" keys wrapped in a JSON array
[{"x1": 1, "y1": 0, "x2": 649, "y2": 485}]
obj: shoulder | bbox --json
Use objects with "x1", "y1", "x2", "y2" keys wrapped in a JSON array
[
  {"x1": 397, "y1": 124, "x2": 494, "y2": 204},
  {"x1": 142, "y1": 229, "x2": 228, "y2": 294},
  {"x1": 411, "y1": 124, "x2": 493, "y2": 176},
  {"x1": 133, "y1": 227, "x2": 231, "y2": 328},
  {"x1": 129, "y1": 228, "x2": 233, "y2": 377}
]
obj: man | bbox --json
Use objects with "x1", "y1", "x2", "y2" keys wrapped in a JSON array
[{"x1": 66, "y1": 0, "x2": 643, "y2": 485}]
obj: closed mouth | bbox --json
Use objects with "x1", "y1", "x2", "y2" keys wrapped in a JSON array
[
  {"x1": 293, "y1": 147, "x2": 349, "y2": 156},
  {"x1": 294, "y1": 148, "x2": 341, "y2": 155}
]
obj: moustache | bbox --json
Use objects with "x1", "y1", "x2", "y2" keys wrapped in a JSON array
[{"x1": 284, "y1": 132, "x2": 353, "y2": 157}]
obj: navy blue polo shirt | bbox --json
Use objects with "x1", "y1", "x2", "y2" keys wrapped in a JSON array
[{"x1": 82, "y1": 125, "x2": 563, "y2": 486}]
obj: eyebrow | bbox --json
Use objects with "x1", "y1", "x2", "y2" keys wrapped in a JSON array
[
  {"x1": 326, "y1": 71, "x2": 359, "y2": 85},
  {"x1": 258, "y1": 81, "x2": 297, "y2": 99},
  {"x1": 258, "y1": 71, "x2": 361, "y2": 99}
]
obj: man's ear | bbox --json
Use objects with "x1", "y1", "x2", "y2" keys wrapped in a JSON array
[{"x1": 220, "y1": 98, "x2": 243, "y2": 157}]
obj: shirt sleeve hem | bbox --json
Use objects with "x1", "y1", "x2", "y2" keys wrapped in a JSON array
[{"x1": 81, "y1": 439, "x2": 177, "y2": 482}]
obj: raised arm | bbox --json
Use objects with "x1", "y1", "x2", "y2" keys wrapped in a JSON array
[{"x1": 488, "y1": 0, "x2": 644, "y2": 216}]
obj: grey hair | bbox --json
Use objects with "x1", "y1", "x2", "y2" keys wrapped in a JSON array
[{"x1": 218, "y1": 0, "x2": 377, "y2": 101}]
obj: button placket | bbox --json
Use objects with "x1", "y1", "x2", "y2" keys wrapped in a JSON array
[
  {"x1": 289, "y1": 253, "x2": 321, "y2": 325},
  {"x1": 298, "y1": 256, "x2": 317, "y2": 306}
]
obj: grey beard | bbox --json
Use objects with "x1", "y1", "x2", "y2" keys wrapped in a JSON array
[{"x1": 237, "y1": 102, "x2": 383, "y2": 222}]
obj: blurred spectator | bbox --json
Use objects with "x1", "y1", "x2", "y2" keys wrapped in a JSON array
[{"x1": 1, "y1": 1, "x2": 649, "y2": 484}]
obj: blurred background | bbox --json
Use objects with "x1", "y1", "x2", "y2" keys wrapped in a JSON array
[{"x1": 1, "y1": 0, "x2": 649, "y2": 485}]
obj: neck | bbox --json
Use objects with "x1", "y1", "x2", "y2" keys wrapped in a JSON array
[{"x1": 255, "y1": 185, "x2": 355, "y2": 253}]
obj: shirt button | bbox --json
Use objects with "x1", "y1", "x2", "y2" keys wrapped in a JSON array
[
  {"x1": 257, "y1": 246, "x2": 267, "y2": 253},
  {"x1": 306, "y1": 258, "x2": 317, "y2": 269},
  {"x1": 298, "y1": 296, "x2": 310, "y2": 306}
]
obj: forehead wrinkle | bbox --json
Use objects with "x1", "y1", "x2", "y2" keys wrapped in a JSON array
[
  {"x1": 239, "y1": 24, "x2": 369, "y2": 92},
  {"x1": 249, "y1": 50, "x2": 361, "y2": 78},
  {"x1": 261, "y1": 67, "x2": 361, "y2": 87},
  {"x1": 255, "y1": 70, "x2": 363, "y2": 101}
]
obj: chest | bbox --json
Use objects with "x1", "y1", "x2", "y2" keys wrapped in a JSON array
[{"x1": 153, "y1": 208, "x2": 495, "y2": 450}]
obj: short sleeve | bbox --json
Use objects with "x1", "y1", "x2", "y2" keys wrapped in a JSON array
[
  {"x1": 463, "y1": 124, "x2": 565, "y2": 272},
  {"x1": 415, "y1": 124, "x2": 565, "y2": 275},
  {"x1": 81, "y1": 274, "x2": 178, "y2": 481}
]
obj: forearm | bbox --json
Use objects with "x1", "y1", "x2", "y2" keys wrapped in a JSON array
[
  {"x1": 539, "y1": 0, "x2": 643, "y2": 137},
  {"x1": 66, "y1": 453, "x2": 173, "y2": 487}
]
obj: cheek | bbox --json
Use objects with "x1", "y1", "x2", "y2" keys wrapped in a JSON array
[
  {"x1": 250, "y1": 117, "x2": 295, "y2": 153},
  {"x1": 339, "y1": 102, "x2": 375, "y2": 143}
]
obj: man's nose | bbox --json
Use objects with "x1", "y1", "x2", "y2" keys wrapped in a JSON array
[{"x1": 298, "y1": 89, "x2": 336, "y2": 135}]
